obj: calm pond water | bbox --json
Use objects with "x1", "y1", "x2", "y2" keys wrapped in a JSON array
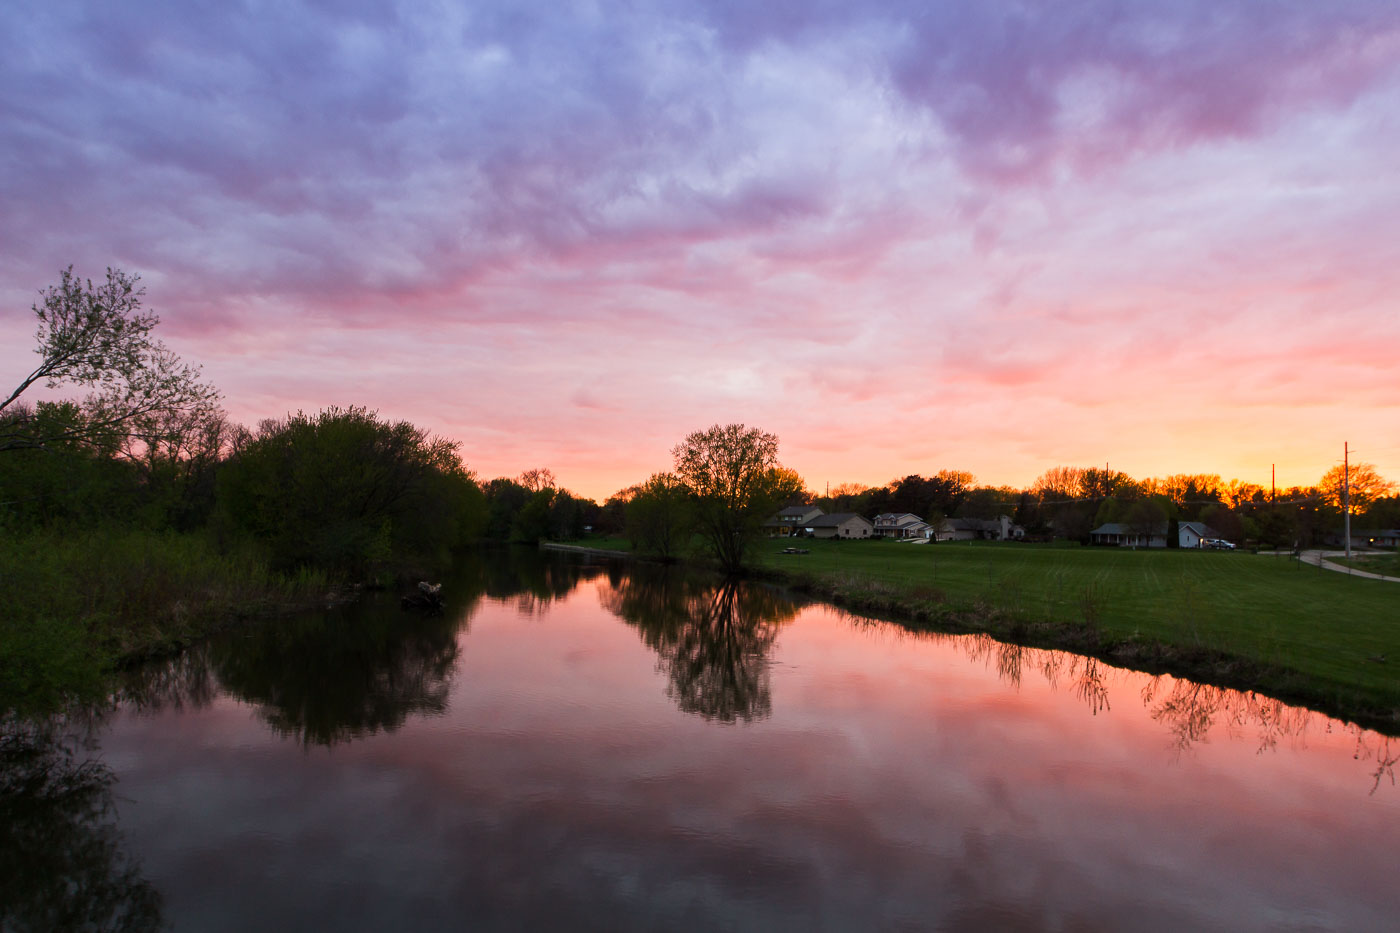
[{"x1": 4, "y1": 548, "x2": 1397, "y2": 932}]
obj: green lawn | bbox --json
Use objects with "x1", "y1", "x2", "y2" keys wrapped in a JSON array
[
  {"x1": 756, "y1": 538, "x2": 1400, "y2": 726},
  {"x1": 1331, "y1": 551, "x2": 1400, "y2": 578}
]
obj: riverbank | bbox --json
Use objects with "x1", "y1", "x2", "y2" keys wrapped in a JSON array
[
  {"x1": 539, "y1": 541, "x2": 636, "y2": 559},
  {"x1": 0, "y1": 528, "x2": 342, "y2": 715},
  {"x1": 752, "y1": 538, "x2": 1400, "y2": 734}
]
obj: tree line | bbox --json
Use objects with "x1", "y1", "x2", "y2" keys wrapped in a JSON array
[
  {"x1": 6, "y1": 267, "x2": 1396, "y2": 585},
  {"x1": 606, "y1": 445, "x2": 1397, "y2": 566},
  {"x1": 0, "y1": 268, "x2": 600, "y2": 584}
]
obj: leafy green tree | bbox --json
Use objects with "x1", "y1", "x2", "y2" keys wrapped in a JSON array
[
  {"x1": 1126, "y1": 496, "x2": 1169, "y2": 545},
  {"x1": 626, "y1": 472, "x2": 692, "y2": 560},
  {"x1": 1079, "y1": 467, "x2": 1139, "y2": 500},
  {"x1": 1198, "y1": 502, "x2": 1244, "y2": 543},
  {"x1": 0, "y1": 403, "x2": 139, "y2": 529},
  {"x1": 1157, "y1": 473, "x2": 1224, "y2": 520},
  {"x1": 1254, "y1": 509, "x2": 1293, "y2": 549},
  {"x1": 512, "y1": 489, "x2": 555, "y2": 543},
  {"x1": 1093, "y1": 496, "x2": 1125, "y2": 528},
  {"x1": 118, "y1": 406, "x2": 236, "y2": 530},
  {"x1": 1, "y1": 267, "x2": 218, "y2": 454},
  {"x1": 599, "y1": 490, "x2": 632, "y2": 537},
  {"x1": 216, "y1": 407, "x2": 484, "y2": 577},
  {"x1": 1363, "y1": 496, "x2": 1400, "y2": 530},
  {"x1": 482, "y1": 478, "x2": 531, "y2": 540},
  {"x1": 546, "y1": 490, "x2": 592, "y2": 540},
  {"x1": 959, "y1": 484, "x2": 1019, "y2": 520},
  {"x1": 672, "y1": 424, "x2": 803, "y2": 573}
]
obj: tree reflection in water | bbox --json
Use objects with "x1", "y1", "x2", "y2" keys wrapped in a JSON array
[
  {"x1": 116, "y1": 644, "x2": 219, "y2": 717},
  {"x1": 600, "y1": 570, "x2": 800, "y2": 722},
  {"x1": 474, "y1": 546, "x2": 609, "y2": 619},
  {"x1": 110, "y1": 549, "x2": 614, "y2": 748},
  {"x1": 855, "y1": 620, "x2": 1397, "y2": 788},
  {"x1": 0, "y1": 714, "x2": 163, "y2": 932},
  {"x1": 208, "y1": 602, "x2": 466, "y2": 747}
]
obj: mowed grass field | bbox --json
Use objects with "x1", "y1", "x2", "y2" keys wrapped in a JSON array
[{"x1": 756, "y1": 538, "x2": 1400, "y2": 720}]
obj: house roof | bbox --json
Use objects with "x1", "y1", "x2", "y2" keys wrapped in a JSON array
[
  {"x1": 1090, "y1": 523, "x2": 1135, "y2": 535},
  {"x1": 807, "y1": 512, "x2": 871, "y2": 528},
  {"x1": 873, "y1": 512, "x2": 928, "y2": 527},
  {"x1": 1091, "y1": 521, "x2": 1219, "y2": 537},
  {"x1": 778, "y1": 506, "x2": 821, "y2": 518}
]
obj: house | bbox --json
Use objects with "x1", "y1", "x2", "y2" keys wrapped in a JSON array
[
  {"x1": 872, "y1": 512, "x2": 932, "y2": 539},
  {"x1": 805, "y1": 513, "x2": 875, "y2": 539},
  {"x1": 764, "y1": 506, "x2": 824, "y2": 536},
  {"x1": 1323, "y1": 528, "x2": 1400, "y2": 549},
  {"x1": 934, "y1": 515, "x2": 1026, "y2": 542},
  {"x1": 1090, "y1": 521, "x2": 1219, "y2": 548}
]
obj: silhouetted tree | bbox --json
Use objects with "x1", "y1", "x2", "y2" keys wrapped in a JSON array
[
  {"x1": 1, "y1": 266, "x2": 218, "y2": 454},
  {"x1": 672, "y1": 424, "x2": 803, "y2": 573},
  {"x1": 626, "y1": 472, "x2": 692, "y2": 560}
]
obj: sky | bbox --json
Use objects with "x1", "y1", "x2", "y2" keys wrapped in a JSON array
[{"x1": 2, "y1": 0, "x2": 1398, "y2": 501}]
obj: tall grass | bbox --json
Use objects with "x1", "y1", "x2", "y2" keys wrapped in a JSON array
[{"x1": 0, "y1": 527, "x2": 327, "y2": 714}]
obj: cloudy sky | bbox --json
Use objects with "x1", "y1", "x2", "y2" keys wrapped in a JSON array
[{"x1": 3, "y1": 0, "x2": 1398, "y2": 499}]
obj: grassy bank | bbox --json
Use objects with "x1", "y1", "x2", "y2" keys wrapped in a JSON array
[
  {"x1": 754, "y1": 538, "x2": 1400, "y2": 732},
  {"x1": 1331, "y1": 551, "x2": 1400, "y2": 578},
  {"x1": 0, "y1": 528, "x2": 330, "y2": 714}
]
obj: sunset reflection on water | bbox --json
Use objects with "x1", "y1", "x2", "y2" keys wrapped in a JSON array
[{"x1": 61, "y1": 553, "x2": 1400, "y2": 931}]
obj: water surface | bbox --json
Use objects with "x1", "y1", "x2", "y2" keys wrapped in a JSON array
[{"x1": 5, "y1": 549, "x2": 1397, "y2": 931}]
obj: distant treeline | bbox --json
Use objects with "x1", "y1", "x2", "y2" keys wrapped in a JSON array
[
  {"x1": 606, "y1": 463, "x2": 1399, "y2": 556},
  {"x1": 802, "y1": 464, "x2": 1398, "y2": 547}
]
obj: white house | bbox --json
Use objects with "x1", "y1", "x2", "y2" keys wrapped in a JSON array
[
  {"x1": 1089, "y1": 521, "x2": 1219, "y2": 548},
  {"x1": 872, "y1": 512, "x2": 932, "y2": 539},
  {"x1": 1323, "y1": 528, "x2": 1400, "y2": 549}
]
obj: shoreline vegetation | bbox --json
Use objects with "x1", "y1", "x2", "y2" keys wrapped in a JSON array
[
  {"x1": 542, "y1": 538, "x2": 1400, "y2": 736},
  {"x1": 0, "y1": 527, "x2": 349, "y2": 714}
]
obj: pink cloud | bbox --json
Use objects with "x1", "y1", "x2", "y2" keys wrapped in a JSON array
[{"x1": 3, "y1": 2, "x2": 1399, "y2": 498}]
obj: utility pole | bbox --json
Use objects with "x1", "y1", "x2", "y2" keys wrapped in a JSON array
[
  {"x1": 1271, "y1": 463, "x2": 1275, "y2": 505},
  {"x1": 1344, "y1": 442, "x2": 1351, "y2": 559}
]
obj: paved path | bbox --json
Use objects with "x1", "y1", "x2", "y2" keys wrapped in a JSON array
[{"x1": 1297, "y1": 550, "x2": 1400, "y2": 583}]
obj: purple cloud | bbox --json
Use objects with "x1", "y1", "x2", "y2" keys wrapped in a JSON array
[{"x1": 2, "y1": 1, "x2": 1398, "y2": 496}]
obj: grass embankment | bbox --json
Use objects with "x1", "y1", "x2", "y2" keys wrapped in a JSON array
[
  {"x1": 0, "y1": 528, "x2": 329, "y2": 714},
  {"x1": 756, "y1": 539, "x2": 1400, "y2": 732},
  {"x1": 1331, "y1": 551, "x2": 1400, "y2": 578}
]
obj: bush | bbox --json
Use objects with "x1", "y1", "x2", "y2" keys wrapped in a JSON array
[{"x1": 215, "y1": 407, "x2": 485, "y2": 578}]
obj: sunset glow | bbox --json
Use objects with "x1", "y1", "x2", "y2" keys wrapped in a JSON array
[{"x1": 3, "y1": 1, "x2": 1398, "y2": 499}]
